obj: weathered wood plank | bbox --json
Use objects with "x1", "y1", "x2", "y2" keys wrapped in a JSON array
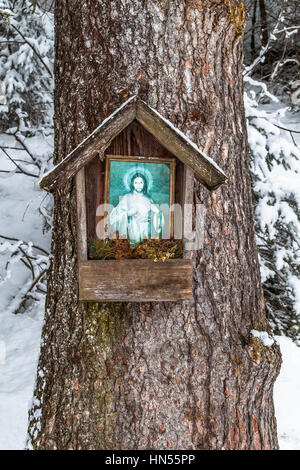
[
  {"x1": 106, "y1": 119, "x2": 177, "y2": 159},
  {"x1": 40, "y1": 97, "x2": 137, "y2": 192},
  {"x1": 136, "y1": 99, "x2": 226, "y2": 190},
  {"x1": 183, "y1": 166, "x2": 194, "y2": 259},
  {"x1": 79, "y1": 259, "x2": 193, "y2": 301},
  {"x1": 85, "y1": 155, "x2": 105, "y2": 240},
  {"x1": 76, "y1": 168, "x2": 87, "y2": 261}
]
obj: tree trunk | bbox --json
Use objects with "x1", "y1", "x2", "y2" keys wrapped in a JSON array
[
  {"x1": 251, "y1": 0, "x2": 258, "y2": 61},
  {"x1": 27, "y1": 0, "x2": 281, "y2": 450},
  {"x1": 259, "y1": 0, "x2": 269, "y2": 48}
]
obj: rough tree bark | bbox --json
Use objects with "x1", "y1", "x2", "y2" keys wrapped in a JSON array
[{"x1": 27, "y1": 0, "x2": 281, "y2": 450}]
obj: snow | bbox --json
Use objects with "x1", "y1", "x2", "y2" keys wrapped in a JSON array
[
  {"x1": 0, "y1": 132, "x2": 52, "y2": 450},
  {"x1": 274, "y1": 336, "x2": 300, "y2": 450},
  {"x1": 244, "y1": 74, "x2": 300, "y2": 448},
  {"x1": 0, "y1": 0, "x2": 53, "y2": 130},
  {"x1": 0, "y1": 303, "x2": 44, "y2": 450},
  {"x1": 251, "y1": 329, "x2": 275, "y2": 347},
  {"x1": 289, "y1": 276, "x2": 300, "y2": 316},
  {"x1": 245, "y1": 77, "x2": 300, "y2": 331}
]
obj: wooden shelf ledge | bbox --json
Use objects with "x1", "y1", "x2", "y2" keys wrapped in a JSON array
[{"x1": 79, "y1": 259, "x2": 193, "y2": 302}]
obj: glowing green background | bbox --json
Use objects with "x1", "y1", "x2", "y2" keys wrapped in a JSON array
[{"x1": 109, "y1": 160, "x2": 171, "y2": 207}]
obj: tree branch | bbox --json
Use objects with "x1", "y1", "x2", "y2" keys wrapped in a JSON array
[
  {"x1": 1, "y1": 148, "x2": 39, "y2": 178},
  {"x1": 0, "y1": 234, "x2": 49, "y2": 256},
  {"x1": 10, "y1": 132, "x2": 41, "y2": 169},
  {"x1": 10, "y1": 23, "x2": 53, "y2": 78},
  {"x1": 13, "y1": 268, "x2": 47, "y2": 315}
]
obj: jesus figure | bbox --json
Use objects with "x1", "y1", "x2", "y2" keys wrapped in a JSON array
[{"x1": 109, "y1": 172, "x2": 164, "y2": 244}]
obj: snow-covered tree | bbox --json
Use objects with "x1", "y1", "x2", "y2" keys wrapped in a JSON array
[
  {"x1": 0, "y1": 0, "x2": 53, "y2": 131},
  {"x1": 245, "y1": 76, "x2": 300, "y2": 342},
  {"x1": 0, "y1": 0, "x2": 53, "y2": 317},
  {"x1": 244, "y1": 0, "x2": 300, "y2": 88},
  {"x1": 243, "y1": 3, "x2": 300, "y2": 342}
]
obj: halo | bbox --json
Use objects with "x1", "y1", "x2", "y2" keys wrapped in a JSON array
[{"x1": 123, "y1": 165, "x2": 153, "y2": 192}]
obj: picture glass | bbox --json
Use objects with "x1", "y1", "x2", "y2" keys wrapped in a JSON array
[{"x1": 105, "y1": 156, "x2": 174, "y2": 244}]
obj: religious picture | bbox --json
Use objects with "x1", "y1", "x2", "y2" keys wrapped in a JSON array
[{"x1": 104, "y1": 155, "x2": 175, "y2": 244}]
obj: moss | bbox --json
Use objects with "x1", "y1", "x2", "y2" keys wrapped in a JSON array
[
  {"x1": 247, "y1": 324, "x2": 281, "y2": 366},
  {"x1": 88, "y1": 237, "x2": 183, "y2": 262},
  {"x1": 253, "y1": 315, "x2": 272, "y2": 334},
  {"x1": 223, "y1": 0, "x2": 246, "y2": 51},
  {"x1": 247, "y1": 336, "x2": 264, "y2": 363},
  {"x1": 85, "y1": 302, "x2": 125, "y2": 448},
  {"x1": 158, "y1": 0, "x2": 169, "y2": 12},
  {"x1": 155, "y1": 1, "x2": 246, "y2": 53},
  {"x1": 184, "y1": 0, "x2": 246, "y2": 51},
  {"x1": 85, "y1": 302, "x2": 125, "y2": 363}
]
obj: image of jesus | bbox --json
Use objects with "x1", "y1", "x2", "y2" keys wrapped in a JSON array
[{"x1": 109, "y1": 172, "x2": 164, "y2": 244}]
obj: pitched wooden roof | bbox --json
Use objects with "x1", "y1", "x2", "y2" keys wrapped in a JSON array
[{"x1": 40, "y1": 95, "x2": 226, "y2": 192}]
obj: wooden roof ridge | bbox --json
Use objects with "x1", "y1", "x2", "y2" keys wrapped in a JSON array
[{"x1": 40, "y1": 95, "x2": 226, "y2": 192}]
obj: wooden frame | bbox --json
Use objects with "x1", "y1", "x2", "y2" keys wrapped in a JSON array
[
  {"x1": 76, "y1": 168, "x2": 87, "y2": 261},
  {"x1": 104, "y1": 155, "x2": 176, "y2": 241},
  {"x1": 182, "y1": 166, "x2": 194, "y2": 259},
  {"x1": 76, "y1": 162, "x2": 194, "y2": 301}
]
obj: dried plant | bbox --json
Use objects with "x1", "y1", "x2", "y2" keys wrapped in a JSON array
[{"x1": 88, "y1": 234, "x2": 183, "y2": 262}]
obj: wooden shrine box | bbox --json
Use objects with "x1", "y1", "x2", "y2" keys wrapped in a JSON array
[{"x1": 40, "y1": 96, "x2": 226, "y2": 302}]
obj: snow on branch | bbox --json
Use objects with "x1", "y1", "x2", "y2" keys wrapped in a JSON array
[
  {"x1": 244, "y1": 9, "x2": 300, "y2": 79},
  {"x1": 244, "y1": 70, "x2": 300, "y2": 341},
  {"x1": 0, "y1": 234, "x2": 49, "y2": 315}
]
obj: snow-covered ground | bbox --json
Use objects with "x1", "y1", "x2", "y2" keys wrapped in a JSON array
[
  {"x1": 274, "y1": 336, "x2": 300, "y2": 450},
  {"x1": 0, "y1": 133, "x2": 52, "y2": 450},
  {"x1": 0, "y1": 302, "x2": 44, "y2": 450},
  {"x1": 0, "y1": 314, "x2": 299, "y2": 450}
]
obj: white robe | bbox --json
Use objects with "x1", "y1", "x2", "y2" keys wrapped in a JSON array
[{"x1": 109, "y1": 192, "x2": 163, "y2": 243}]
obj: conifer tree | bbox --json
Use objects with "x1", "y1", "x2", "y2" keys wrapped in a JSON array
[{"x1": 27, "y1": 0, "x2": 282, "y2": 450}]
